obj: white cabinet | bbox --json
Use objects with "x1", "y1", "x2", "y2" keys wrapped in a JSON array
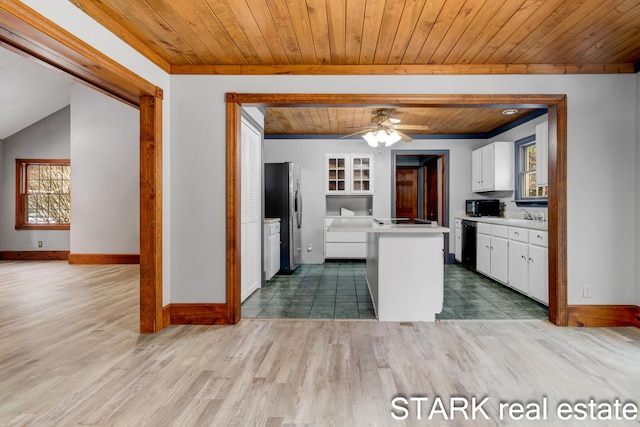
[
  {"x1": 506, "y1": 227, "x2": 548, "y2": 305},
  {"x1": 477, "y1": 233, "x2": 491, "y2": 276},
  {"x1": 454, "y1": 219, "x2": 462, "y2": 262},
  {"x1": 325, "y1": 154, "x2": 373, "y2": 194},
  {"x1": 324, "y1": 218, "x2": 367, "y2": 259},
  {"x1": 471, "y1": 141, "x2": 514, "y2": 192},
  {"x1": 490, "y1": 229, "x2": 509, "y2": 284},
  {"x1": 508, "y1": 240, "x2": 529, "y2": 294},
  {"x1": 477, "y1": 223, "x2": 508, "y2": 284},
  {"x1": 535, "y1": 121, "x2": 548, "y2": 187},
  {"x1": 263, "y1": 220, "x2": 281, "y2": 281},
  {"x1": 528, "y1": 230, "x2": 548, "y2": 304}
]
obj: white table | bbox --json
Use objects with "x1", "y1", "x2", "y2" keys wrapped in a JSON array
[{"x1": 328, "y1": 219, "x2": 450, "y2": 321}]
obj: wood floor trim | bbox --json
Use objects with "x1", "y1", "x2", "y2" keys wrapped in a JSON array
[
  {"x1": 0, "y1": 250, "x2": 69, "y2": 261},
  {"x1": 567, "y1": 305, "x2": 640, "y2": 327},
  {"x1": 67, "y1": 254, "x2": 140, "y2": 264},
  {"x1": 167, "y1": 303, "x2": 228, "y2": 325}
]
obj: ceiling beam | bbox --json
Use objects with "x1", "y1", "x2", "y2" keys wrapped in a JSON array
[{"x1": 174, "y1": 63, "x2": 635, "y2": 75}]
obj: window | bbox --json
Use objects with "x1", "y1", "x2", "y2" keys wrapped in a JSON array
[
  {"x1": 515, "y1": 135, "x2": 548, "y2": 206},
  {"x1": 15, "y1": 159, "x2": 71, "y2": 230}
]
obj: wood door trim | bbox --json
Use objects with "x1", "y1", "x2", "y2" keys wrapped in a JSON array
[
  {"x1": 0, "y1": 2, "x2": 164, "y2": 333},
  {"x1": 227, "y1": 93, "x2": 568, "y2": 326}
]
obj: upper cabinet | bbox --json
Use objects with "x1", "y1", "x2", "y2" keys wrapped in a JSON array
[
  {"x1": 535, "y1": 121, "x2": 549, "y2": 187},
  {"x1": 325, "y1": 154, "x2": 374, "y2": 194},
  {"x1": 471, "y1": 141, "x2": 514, "y2": 192}
]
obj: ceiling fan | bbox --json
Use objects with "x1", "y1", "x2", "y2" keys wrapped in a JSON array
[{"x1": 343, "y1": 109, "x2": 430, "y2": 147}]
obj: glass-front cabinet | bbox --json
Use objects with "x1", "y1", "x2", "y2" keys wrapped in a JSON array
[
  {"x1": 325, "y1": 155, "x2": 348, "y2": 193},
  {"x1": 325, "y1": 154, "x2": 374, "y2": 194},
  {"x1": 350, "y1": 156, "x2": 372, "y2": 193}
]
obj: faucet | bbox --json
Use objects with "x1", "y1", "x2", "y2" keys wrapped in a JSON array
[{"x1": 519, "y1": 208, "x2": 534, "y2": 220}]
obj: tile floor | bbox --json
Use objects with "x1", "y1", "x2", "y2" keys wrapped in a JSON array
[{"x1": 242, "y1": 261, "x2": 548, "y2": 320}]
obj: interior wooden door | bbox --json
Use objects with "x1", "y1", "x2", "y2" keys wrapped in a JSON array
[
  {"x1": 425, "y1": 158, "x2": 439, "y2": 222},
  {"x1": 395, "y1": 167, "x2": 418, "y2": 218}
]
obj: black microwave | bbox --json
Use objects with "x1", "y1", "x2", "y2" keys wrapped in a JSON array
[{"x1": 466, "y1": 199, "x2": 500, "y2": 217}]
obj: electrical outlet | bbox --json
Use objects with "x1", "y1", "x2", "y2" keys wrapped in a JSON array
[
  {"x1": 307, "y1": 243, "x2": 312, "y2": 252},
  {"x1": 583, "y1": 285, "x2": 592, "y2": 298},
  {"x1": 37, "y1": 241, "x2": 43, "y2": 248}
]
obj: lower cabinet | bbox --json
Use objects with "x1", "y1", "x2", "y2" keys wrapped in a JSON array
[
  {"x1": 454, "y1": 219, "x2": 462, "y2": 262},
  {"x1": 508, "y1": 240, "x2": 529, "y2": 294},
  {"x1": 490, "y1": 236, "x2": 509, "y2": 284},
  {"x1": 527, "y1": 244, "x2": 548, "y2": 304},
  {"x1": 476, "y1": 223, "x2": 508, "y2": 284},
  {"x1": 324, "y1": 218, "x2": 367, "y2": 259},
  {"x1": 507, "y1": 227, "x2": 549, "y2": 305}
]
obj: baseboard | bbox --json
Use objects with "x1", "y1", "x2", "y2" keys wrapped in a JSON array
[
  {"x1": 162, "y1": 305, "x2": 171, "y2": 328},
  {"x1": 567, "y1": 305, "x2": 640, "y2": 327},
  {"x1": 167, "y1": 303, "x2": 228, "y2": 325},
  {"x1": 0, "y1": 250, "x2": 69, "y2": 261},
  {"x1": 67, "y1": 254, "x2": 140, "y2": 264}
]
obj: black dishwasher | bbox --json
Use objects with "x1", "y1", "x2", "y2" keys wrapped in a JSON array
[{"x1": 461, "y1": 220, "x2": 477, "y2": 270}]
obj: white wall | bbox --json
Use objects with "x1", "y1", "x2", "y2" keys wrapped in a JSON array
[
  {"x1": 0, "y1": 107, "x2": 71, "y2": 251},
  {"x1": 264, "y1": 137, "x2": 483, "y2": 264},
  {"x1": 489, "y1": 113, "x2": 550, "y2": 219},
  {"x1": 171, "y1": 73, "x2": 637, "y2": 306},
  {"x1": 69, "y1": 84, "x2": 139, "y2": 254},
  {"x1": 22, "y1": 0, "x2": 173, "y2": 304}
]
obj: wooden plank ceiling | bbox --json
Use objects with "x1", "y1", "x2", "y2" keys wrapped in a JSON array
[
  {"x1": 66, "y1": 0, "x2": 640, "y2": 136},
  {"x1": 265, "y1": 106, "x2": 539, "y2": 135},
  {"x1": 69, "y1": 0, "x2": 640, "y2": 73}
]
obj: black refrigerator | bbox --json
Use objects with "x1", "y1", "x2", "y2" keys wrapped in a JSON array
[{"x1": 264, "y1": 162, "x2": 302, "y2": 274}]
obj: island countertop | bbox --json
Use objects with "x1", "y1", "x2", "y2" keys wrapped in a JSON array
[{"x1": 328, "y1": 218, "x2": 450, "y2": 234}]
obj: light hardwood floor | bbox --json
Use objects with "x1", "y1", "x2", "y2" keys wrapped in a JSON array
[{"x1": 1, "y1": 261, "x2": 639, "y2": 426}]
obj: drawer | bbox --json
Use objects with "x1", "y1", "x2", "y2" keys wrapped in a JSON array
[
  {"x1": 325, "y1": 231, "x2": 367, "y2": 243},
  {"x1": 491, "y1": 224, "x2": 508, "y2": 238},
  {"x1": 509, "y1": 227, "x2": 529, "y2": 243},
  {"x1": 529, "y1": 230, "x2": 548, "y2": 247},
  {"x1": 477, "y1": 222, "x2": 491, "y2": 235},
  {"x1": 325, "y1": 242, "x2": 366, "y2": 258}
]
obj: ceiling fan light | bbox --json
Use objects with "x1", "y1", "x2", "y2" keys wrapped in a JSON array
[
  {"x1": 375, "y1": 129, "x2": 388, "y2": 142},
  {"x1": 363, "y1": 131, "x2": 378, "y2": 147},
  {"x1": 385, "y1": 131, "x2": 402, "y2": 146}
]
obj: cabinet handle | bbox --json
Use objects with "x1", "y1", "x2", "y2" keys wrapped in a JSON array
[
  {"x1": 521, "y1": 255, "x2": 526, "y2": 260},
  {"x1": 537, "y1": 235, "x2": 543, "y2": 239},
  {"x1": 514, "y1": 231, "x2": 519, "y2": 236},
  {"x1": 528, "y1": 257, "x2": 533, "y2": 263}
]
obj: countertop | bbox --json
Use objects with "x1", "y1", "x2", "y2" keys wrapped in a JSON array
[
  {"x1": 328, "y1": 218, "x2": 450, "y2": 234},
  {"x1": 456, "y1": 215, "x2": 548, "y2": 231},
  {"x1": 263, "y1": 218, "x2": 281, "y2": 224}
]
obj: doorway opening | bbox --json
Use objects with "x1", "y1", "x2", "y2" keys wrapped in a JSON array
[
  {"x1": 227, "y1": 93, "x2": 567, "y2": 326},
  {"x1": 1, "y1": 7, "x2": 164, "y2": 333}
]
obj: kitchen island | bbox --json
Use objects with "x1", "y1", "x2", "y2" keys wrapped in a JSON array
[{"x1": 328, "y1": 218, "x2": 450, "y2": 321}]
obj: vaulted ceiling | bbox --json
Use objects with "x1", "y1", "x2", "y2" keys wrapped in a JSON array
[{"x1": 57, "y1": 1, "x2": 640, "y2": 136}]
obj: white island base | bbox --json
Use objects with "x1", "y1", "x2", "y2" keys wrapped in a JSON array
[
  {"x1": 328, "y1": 218, "x2": 449, "y2": 322},
  {"x1": 367, "y1": 233, "x2": 445, "y2": 321}
]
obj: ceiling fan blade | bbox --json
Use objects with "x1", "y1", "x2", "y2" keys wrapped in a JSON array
[
  {"x1": 341, "y1": 128, "x2": 372, "y2": 138},
  {"x1": 394, "y1": 130, "x2": 413, "y2": 142},
  {"x1": 394, "y1": 124, "x2": 430, "y2": 131}
]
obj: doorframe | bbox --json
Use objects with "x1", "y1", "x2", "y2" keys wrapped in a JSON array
[
  {"x1": 0, "y1": 1, "x2": 164, "y2": 333},
  {"x1": 391, "y1": 150, "x2": 450, "y2": 260},
  {"x1": 226, "y1": 93, "x2": 567, "y2": 326}
]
